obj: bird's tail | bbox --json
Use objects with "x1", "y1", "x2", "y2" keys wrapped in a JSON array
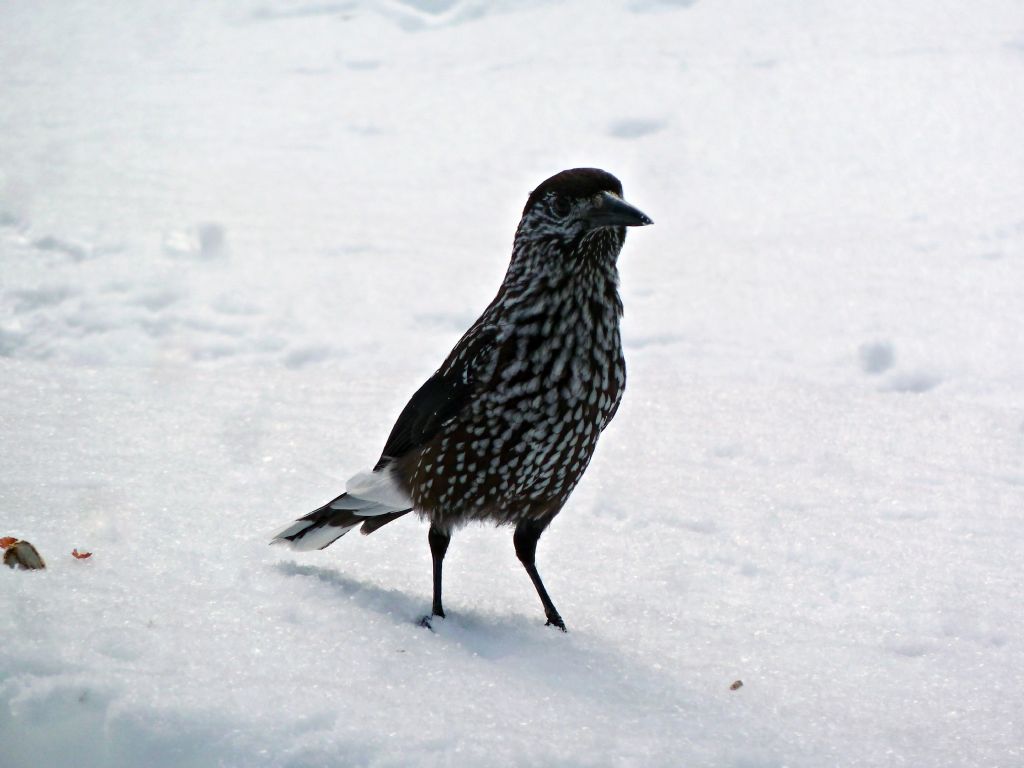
[{"x1": 270, "y1": 493, "x2": 412, "y2": 551}]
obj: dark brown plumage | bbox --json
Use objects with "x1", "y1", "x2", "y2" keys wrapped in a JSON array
[{"x1": 272, "y1": 168, "x2": 652, "y2": 630}]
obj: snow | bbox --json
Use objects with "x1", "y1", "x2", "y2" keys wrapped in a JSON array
[{"x1": 2, "y1": 0, "x2": 1023, "y2": 765}]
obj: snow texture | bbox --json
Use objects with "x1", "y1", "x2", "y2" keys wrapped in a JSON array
[{"x1": 2, "y1": 1, "x2": 1023, "y2": 766}]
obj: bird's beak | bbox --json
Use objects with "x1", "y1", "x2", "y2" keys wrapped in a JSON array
[{"x1": 586, "y1": 191, "x2": 654, "y2": 229}]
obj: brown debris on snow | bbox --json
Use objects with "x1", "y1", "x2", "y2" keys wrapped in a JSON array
[{"x1": 2, "y1": 537, "x2": 47, "y2": 570}]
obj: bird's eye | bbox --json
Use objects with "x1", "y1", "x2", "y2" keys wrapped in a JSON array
[{"x1": 550, "y1": 197, "x2": 572, "y2": 218}]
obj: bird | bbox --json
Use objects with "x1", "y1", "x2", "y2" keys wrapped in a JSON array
[{"x1": 271, "y1": 168, "x2": 652, "y2": 631}]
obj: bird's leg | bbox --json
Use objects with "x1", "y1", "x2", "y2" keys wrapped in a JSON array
[
  {"x1": 513, "y1": 518, "x2": 566, "y2": 632},
  {"x1": 420, "y1": 524, "x2": 451, "y2": 629}
]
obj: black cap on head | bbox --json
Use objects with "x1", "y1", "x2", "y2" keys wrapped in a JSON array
[{"x1": 524, "y1": 168, "x2": 625, "y2": 217}]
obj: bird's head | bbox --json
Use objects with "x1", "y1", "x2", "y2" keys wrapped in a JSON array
[{"x1": 516, "y1": 168, "x2": 653, "y2": 255}]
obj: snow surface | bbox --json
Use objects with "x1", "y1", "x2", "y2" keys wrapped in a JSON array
[{"x1": 2, "y1": 1, "x2": 1024, "y2": 766}]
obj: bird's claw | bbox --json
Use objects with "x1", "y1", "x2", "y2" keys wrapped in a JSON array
[
  {"x1": 419, "y1": 613, "x2": 444, "y2": 632},
  {"x1": 545, "y1": 615, "x2": 567, "y2": 632}
]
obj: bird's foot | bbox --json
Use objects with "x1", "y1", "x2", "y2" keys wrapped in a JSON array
[
  {"x1": 418, "y1": 612, "x2": 445, "y2": 632},
  {"x1": 545, "y1": 614, "x2": 567, "y2": 632}
]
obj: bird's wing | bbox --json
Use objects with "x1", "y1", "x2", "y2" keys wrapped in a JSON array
[{"x1": 373, "y1": 320, "x2": 499, "y2": 469}]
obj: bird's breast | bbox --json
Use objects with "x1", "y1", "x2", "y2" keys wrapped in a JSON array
[
  {"x1": 476, "y1": 295, "x2": 625, "y2": 474},
  {"x1": 405, "y1": 277, "x2": 626, "y2": 523}
]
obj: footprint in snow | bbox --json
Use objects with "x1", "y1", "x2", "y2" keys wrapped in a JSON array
[
  {"x1": 283, "y1": 345, "x2": 334, "y2": 369},
  {"x1": 33, "y1": 235, "x2": 93, "y2": 261},
  {"x1": 859, "y1": 342, "x2": 943, "y2": 394},
  {"x1": 630, "y1": 0, "x2": 698, "y2": 12},
  {"x1": 11, "y1": 284, "x2": 77, "y2": 314},
  {"x1": 394, "y1": 0, "x2": 460, "y2": 14},
  {"x1": 883, "y1": 371, "x2": 943, "y2": 394},
  {"x1": 162, "y1": 222, "x2": 226, "y2": 261},
  {"x1": 250, "y1": 2, "x2": 353, "y2": 21},
  {"x1": 608, "y1": 118, "x2": 667, "y2": 139},
  {"x1": 858, "y1": 341, "x2": 895, "y2": 375}
]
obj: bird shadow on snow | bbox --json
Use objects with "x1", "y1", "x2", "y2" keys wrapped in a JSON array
[
  {"x1": 275, "y1": 560, "x2": 576, "y2": 655},
  {"x1": 271, "y1": 561, "x2": 722, "y2": 730},
  {"x1": 275, "y1": 560, "x2": 432, "y2": 626},
  {"x1": 274, "y1": 560, "x2": 555, "y2": 651}
]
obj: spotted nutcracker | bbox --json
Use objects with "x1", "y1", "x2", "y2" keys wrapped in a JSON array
[{"x1": 272, "y1": 168, "x2": 652, "y2": 631}]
